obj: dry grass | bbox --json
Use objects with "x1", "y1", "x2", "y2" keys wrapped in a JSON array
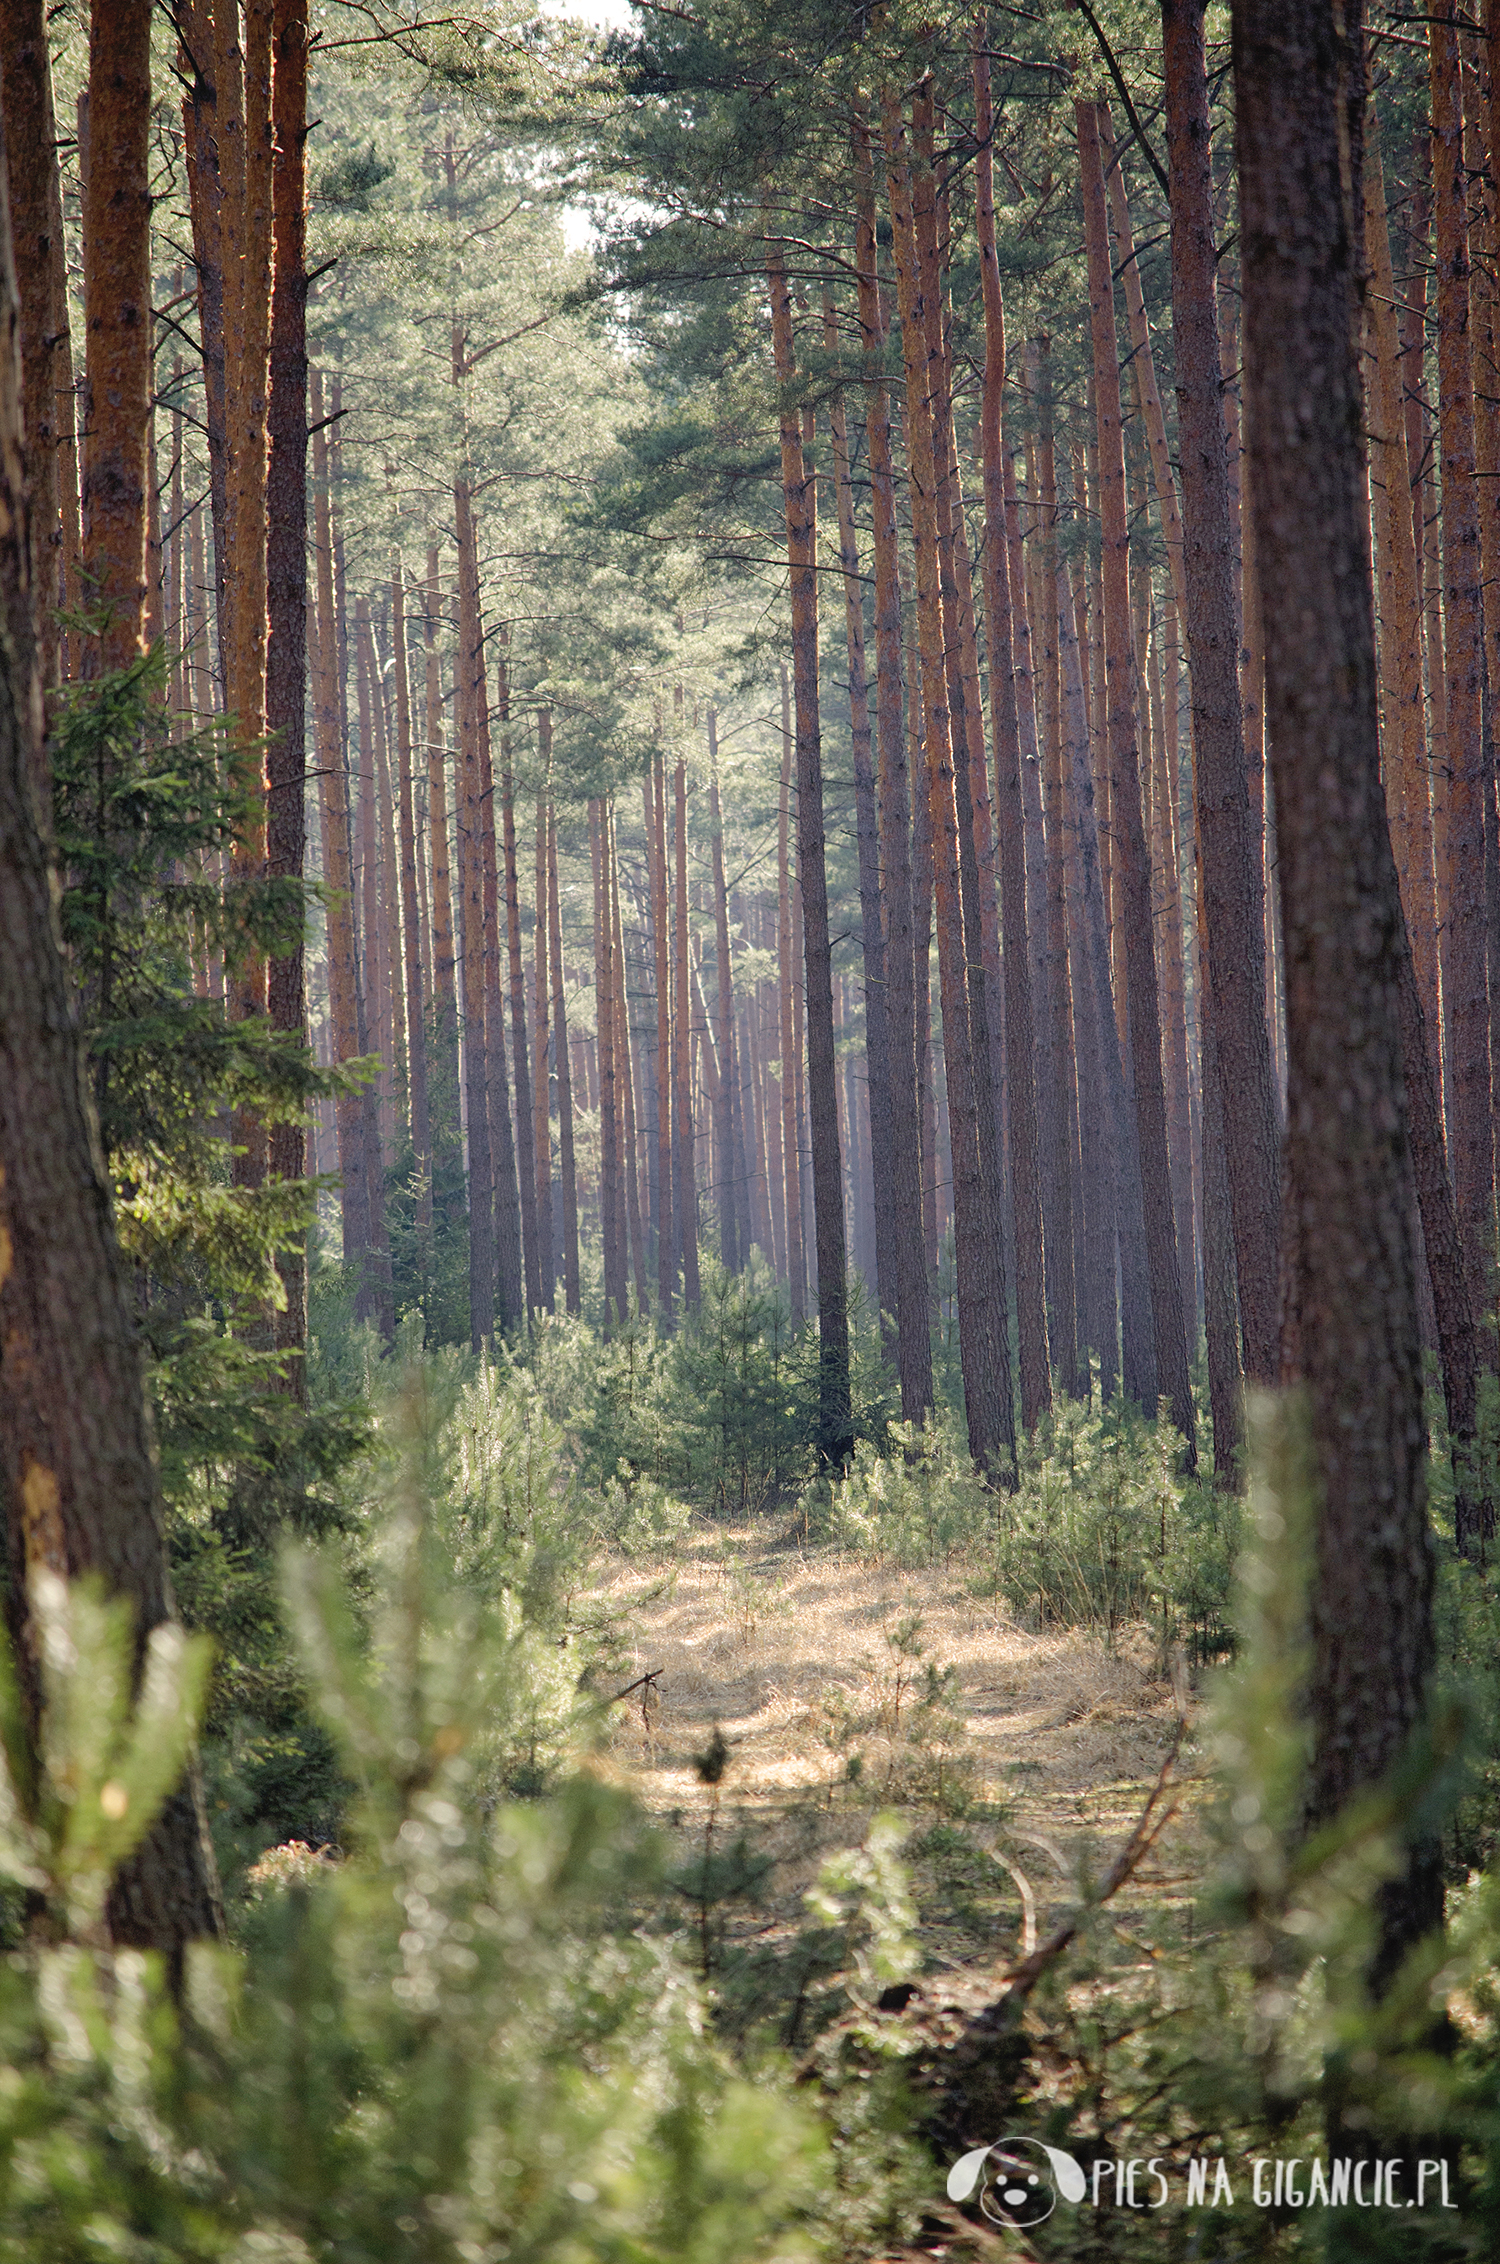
[{"x1": 595, "y1": 1518, "x2": 1203, "y2": 1970}]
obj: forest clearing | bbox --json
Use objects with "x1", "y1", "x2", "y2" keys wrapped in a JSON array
[
  {"x1": 8, "y1": 0, "x2": 1500, "y2": 2254},
  {"x1": 601, "y1": 1517, "x2": 1197, "y2": 1981}
]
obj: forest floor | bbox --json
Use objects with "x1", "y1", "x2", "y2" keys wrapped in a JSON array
[{"x1": 597, "y1": 1517, "x2": 1210, "y2": 2025}]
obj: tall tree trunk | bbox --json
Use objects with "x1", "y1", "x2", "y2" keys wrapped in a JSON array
[
  {"x1": 1199, "y1": 1000, "x2": 1244, "y2": 1480},
  {"x1": 651, "y1": 747, "x2": 674, "y2": 1321},
  {"x1": 177, "y1": 5, "x2": 226, "y2": 689},
  {"x1": 885, "y1": 88, "x2": 1014, "y2": 1480},
  {"x1": 911, "y1": 667, "x2": 939, "y2": 1279},
  {"x1": 707, "y1": 712, "x2": 741, "y2": 1273},
  {"x1": 968, "y1": 70, "x2": 1049, "y2": 1430},
  {"x1": 392, "y1": 556, "x2": 431, "y2": 1232},
  {"x1": 310, "y1": 371, "x2": 367, "y2": 1271},
  {"x1": 765, "y1": 225, "x2": 850, "y2": 1458},
  {"x1": 533, "y1": 747, "x2": 554, "y2": 1311},
  {"x1": 1027, "y1": 340, "x2": 1080, "y2": 1401},
  {"x1": 424, "y1": 548, "x2": 457, "y2": 1027},
  {"x1": 477, "y1": 680, "x2": 522, "y2": 1335},
  {"x1": 350, "y1": 615, "x2": 393, "y2": 1343},
  {"x1": 1068, "y1": 546, "x2": 1147, "y2": 1404},
  {"x1": 1403, "y1": 179, "x2": 1448, "y2": 1069},
  {"x1": 822, "y1": 284, "x2": 896, "y2": 1347},
  {"x1": 855, "y1": 117, "x2": 931, "y2": 1421},
  {"x1": 352, "y1": 602, "x2": 391, "y2": 1326},
  {"x1": 1397, "y1": 927, "x2": 1484, "y2": 1549},
  {"x1": 613, "y1": 809, "x2": 644, "y2": 1307},
  {"x1": 1430, "y1": 4, "x2": 1495, "y2": 1346},
  {"x1": 775, "y1": 665, "x2": 805, "y2": 1321},
  {"x1": 498, "y1": 647, "x2": 539, "y2": 1317},
  {"x1": 0, "y1": 0, "x2": 64, "y2": 718},
  {"x1": 925, "y1": 140, "x2": 1023, "y2": 1443},
  {"x1": 0, "y1": 276, "x2": 225, "y2": 1960},
  {"x1": 593, "y1": 799, "x2": 618, "y2": 1326},
  {"x1": 371, "y1": 609, "x2": 406, "y2": 1160},
  {"x1": 354, "y1": 602, "x2": 390, "y2": 1149},
  {"x1": 1160, "y1": 0, "x2": 1297, "y2": 1394},
  {"x1": 263, "y1": 0, "x2": 309, "y2": 1379},
  {"x1": 80, "y1": 0, "x2": 151, "y2": 676},
  {"x1": 549, "y1": 801, "x2": 581, "y2": 1318},
  {"x1": 453, "y1": 488, "x2": 493, "y2": 1352},
  {"x1": 1060, "y1": 563, "x2": 1120, "y2": 1400},
  {"x1": 222, "y1": 0, "x2": 274, "y2": 1059},
  {"x1": 1235, "y1": 0, "x2": 1439, "y2": 1975},
  {"x1": 1365, "y1": 116, "x2": 1441, "y2": 1070},
  {"x1": 1078, "y1": 97, "x2": 1196, "y2": 1457},
  {"x1": 670, "y1": 751, "x2": 700, "y2": 1308}
]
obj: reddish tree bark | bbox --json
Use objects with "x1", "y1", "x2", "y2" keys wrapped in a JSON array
[
  {"x1": 1235, "y1": 0, "x2": 1439, "y2": 1969},
  {"x1": 264, "y1": 0, "x2": 309, "y2": 1374},
  {"x1": 886, "y1": 87, "x2": 1014, "y2": 1480},
  {"x1": 0, "y1": 238, "x2": 224, "y2": 1957},
  {"x1": 549, "y1": 801, "x2": 580, "y2": 1317},
  {"x1": 775, "y1": 665, "x2": 804, "y2": 1320},
  {"x1": 1161, "y1": 0, "x2": 1294, "y2": 1395},
  {"x1": 392, "y1": 558, "x2": 431, "y2": 1227},
  {"x1": 80, "y1": 0, "x2": 152, "y2": 674},
  {"x1": 671, "y1": 751, "x2": 700, "y2": 1308},
  {"x1": 707, "y1": 711, "x2": 742, "y2": 1271},
  {"x1": 1060, "y1": 561, "x2": 1119, "y2": 1400},
  {"x1": 765, "y1": 225, "x2": 850, "y2": 1458},
  {"x1": 533, "y1": 749, "x2": 554, "y2": 1309},
  {"x1": 855, "y1": 115, "x2": 931, "y2": 1421},
  {"x1": 651, "y1": 747, "x2": 674, "y2": 1320},
  {"x1": 822, "y1": 283, "x2": 896, "y2": 1340},
  {"x1": 611, "y1": 807, "x2": 643, "y2": 1306},
  {"x1": 1078, "y1": 97, "x2": 1195, "y2": 1457},
  {"x1": 972, "y1": 70, "x2": 1054, "y2": 1430},
  {"x1": 453, "y1": 496, "x2": 494, "y2": 1350},
  {"x1": 498, "y1": 645, "x2": 539, "y2": 1316},
  {"x1": 1430, "y1": 6, "x2": 1495, "y2": 1343},
  {"x1": 310, "y1": 371, "x2": 367, "y2": 1271},
  {"x1": 0, "y1": 0, "x2": 65, "y2": 714}
]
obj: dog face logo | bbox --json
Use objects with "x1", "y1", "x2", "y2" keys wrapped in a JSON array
[{"x1": 948, "y1": 2136, "x2": 1087, "y2": 2228}]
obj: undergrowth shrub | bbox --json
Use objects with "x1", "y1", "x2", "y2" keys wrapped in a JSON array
[
  {"x1": 814, "y1": 1393, "x2": 1241, "y2": 1662},
  {"x1": 520, "y1": 1258, "x2": 894, "y2": 1523},
  {"x1": 0, "y1": 1372, "x2": 830, "y2": 2262},
  {"x1": 993, "y1": 1396, "x2": 1242, "y2": 1659},
  {"x1": 812, "y1": 1408, "x2": 992, "y2": 1567}
]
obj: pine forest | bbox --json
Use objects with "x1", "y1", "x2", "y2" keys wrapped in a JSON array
[{"x1": 7, "y1": 0, "x2": 1500, "y2": 2254}]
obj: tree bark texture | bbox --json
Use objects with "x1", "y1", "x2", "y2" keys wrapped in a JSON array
[
  {"x1": 766, "y1": 222, "x2": 851, "y2": 1461},
  {"x1": 265, "y1": 0, "x2": 309, "y2": 1374},
  {"x1": 1429, "y1": 5, "x2": 1495, "y2": 1344},
  {"x1": 885, "y1": 89, "x2": 1014, "y2": 1480},
  {"x1": 1162, "y1": 0, "x2": 1284, "y2": 1391},
  {"x1": 310, "y1": 372, "x2": 368, "y2": 1271},
  {"x1": 0, "y1": 0, "x2": 64, "y2": 715},
  {"x1": 497, "y1": 661, "x2": 538, "y2": 1317},
  {"x1": 1234, "y1": 0, "x2": 1439, "y2": 1965},
  {"x1": 0, "y1": 211, "x2": 224, "y2": 1959},
  {"x1": 1078, "y1": 97, "x2": 1196, "y2": 1458},
  {"x1": 822, "y1": 286, "x2": 896, "y2": 1345},
  {"x1": 80, "y1": 0, "x2": 152, "y2": 675},
  {"x1": 855, "y1": 119, "x2": 932, "y2": 1423}
]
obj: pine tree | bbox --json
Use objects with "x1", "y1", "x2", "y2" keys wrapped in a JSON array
[
  {"x1": 0, "y1": 204, "x2": 224, "y2": 1966},
  {"x1": 1234, "y1": 0, "x2": 1440, "y2": 1975},
  {"x1": 1077, "y1": 96, "x2": 1195, "y2": 1460}
]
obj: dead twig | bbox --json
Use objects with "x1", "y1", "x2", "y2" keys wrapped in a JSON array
[{"x1": 984, "y1": 1718, "x2": 1185, "y2": 2014}]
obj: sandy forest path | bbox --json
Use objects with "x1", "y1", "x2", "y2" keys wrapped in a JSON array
[{"x1": 595, "y1": 1519, "x2": 1204, "y2": 2007}]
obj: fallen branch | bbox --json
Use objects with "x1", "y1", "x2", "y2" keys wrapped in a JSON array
[
  {"x1": 984, "y1": 1719, "x2": 1185, "y2": 2015},
  {"x1": 606, "y1": 1669, "x2": 664, "y2": 1706}
]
